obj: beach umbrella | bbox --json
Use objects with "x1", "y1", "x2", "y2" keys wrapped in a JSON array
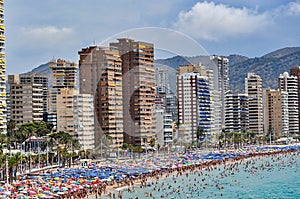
[{"x1": 4, "y1": 190, "x2": 11, "y2": 195}]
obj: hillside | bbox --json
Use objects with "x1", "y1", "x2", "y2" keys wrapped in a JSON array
[
  {"x1": 26, "y1": 47, "x2": 300, "y2": 93},
  {"x1": 230, "y1": 47, "x2": 300, "y2": 92},
  {"x1": 29, "y1": 63, "x2": 50, "y2": 74},
  {"x1": 156, "y1": 47, "x2": 300, "y2": 92}
]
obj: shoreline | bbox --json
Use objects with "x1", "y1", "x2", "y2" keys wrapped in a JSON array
[
  {"x1": 2, "y1": 145, "x2": 300, "y2": 198},
  {"x1": 100, "y1": 147, "x2": 300, "y2": 199}
]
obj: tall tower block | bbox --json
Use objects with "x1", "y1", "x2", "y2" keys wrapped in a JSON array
[{"x1": 0, "y1": 0, "x2": 6, "y2": 133}]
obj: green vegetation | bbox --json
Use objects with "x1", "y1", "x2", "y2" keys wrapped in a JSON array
[{"x1": 0, "y1": 120, "x2": 82, "y2": 183}]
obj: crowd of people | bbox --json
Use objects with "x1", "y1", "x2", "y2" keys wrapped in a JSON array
[{"x1": 1, "y1": 145, "x2": 299, "y2": 198}]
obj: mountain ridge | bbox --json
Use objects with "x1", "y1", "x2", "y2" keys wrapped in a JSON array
[{"x1": 26, "y1": 47, "x2": 300, "y2": 93}]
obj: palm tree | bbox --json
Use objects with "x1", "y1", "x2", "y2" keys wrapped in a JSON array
[
  {"x1": 49, "y1": 131, "x2": 82, "y2": 167},
  {"x1": 8, "y1": 153, "x2": 21, "y2": 183},
  {"x1": 7, "y1": 120, "x2": 17, "y2": 149}
]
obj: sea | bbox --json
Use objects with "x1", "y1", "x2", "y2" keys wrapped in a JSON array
[{"x1": 102, "y1": 151, "x2": 300, "y2": 199}]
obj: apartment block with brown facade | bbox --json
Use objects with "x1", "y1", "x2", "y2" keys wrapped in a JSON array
[
  {"x1": 264, "y1": 89, "x2": 289, "y2": 139},
  {"x1": 110, "y1": 38, "x2": 155, "y2": 146},
  {"x1": 78, "y1": 46, "x2": 123, "y2": 149}
]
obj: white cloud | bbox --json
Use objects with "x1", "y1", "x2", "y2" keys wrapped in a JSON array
[
  {"x1": 283, "y1": 1, "x2": 300, "y2": 16},
  {"x1": 19, "y1": 26, "x2": 74, "y2": 47},
  {"x1": 174, "y1": 1, "x2": 270, "y2": 41}
]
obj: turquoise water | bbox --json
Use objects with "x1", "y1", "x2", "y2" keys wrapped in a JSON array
[{"x1": 104, "y1": 152, "x2": 300, "y2": 199}]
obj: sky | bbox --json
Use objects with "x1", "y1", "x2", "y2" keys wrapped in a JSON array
[{"x1": 5, "y1": 0, "x2": 300, "y2": 74}]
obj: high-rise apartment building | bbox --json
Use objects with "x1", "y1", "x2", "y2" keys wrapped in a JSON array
[
  {"x1": 177, "y1": 71, "x2": 211, "y2": 143},
  {"x1": 210, "y1": 56, "x2": 230, "y2": 127},
  {"x1": 155, "y1": 109, "x2": 173, "y2": 146},
  {"x1": 289, "y1": 66, "x2": 300, "y2": 125},
  {"x1": 225, "y1": 92, "x2": 249, "y2": 134},
  {"x1": 78, "y1": 46, "x2": 123, "y2": 148},
  {"x1": 155, "y1": 67, "x2": 170, "y2": 94},
  {"x1": 155, "y1": 66, "x2": 178, "y2": 123},
  {"x1": 47, "y1": 59, "x2": 77, "y2": 131},
  {"x1": 245, "y1": 73, "x2": 264, "y2": 136},
  {"x1": 56, "y1": 88, "x2": 95, "y2": 149},
  {"x1": 177, "y1": 64, "x2": 220, "y2": 141},
  {"x1": 48, "y1": 59, "x2": 77, "y2": 114},
  {"x1": 278, "y1": 72, "x2": 299, "y2": 135},
  {"x1": 264, "y1": 89, "x2": 289, "y2": 139},
  {"x1": 164, "y1": 94, "x2": 178, "y2": 123},
  {"x1": 8, "y1": 73, "x2": 48, "y2": 125},
  {"x1": 73, "y1": 93, "x2": 95, "y2": 150},
  {"x1": 110, "y1": 38, "x2": 155, "y2": 146},
  {"x1": 56, "y1": 88, "x2": 76, "y2": 135},
  {"x1": 0, "y1": 0, "x2": 6, "y2": 132}
]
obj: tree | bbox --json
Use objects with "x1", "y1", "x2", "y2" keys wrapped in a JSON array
[
  {"x1": 121, "y1": 143, "x2": 128, "y2": 150},
  {"x1": 8, "y1": 153, "x2": 21, "y2": 183},
  {"x1": 49, "y1": 131, "x2": 81, "y2": 167},
  {"x1": 15, "y1": 121, "x2": 54, "y2": 144},
  {"x1": 7, "y1": 120, "x2": 17, "y2": 149},
  {"x1": 196, "y1": 126, "x2": 205, "y2": 148},
  {"x1": 149, "y1": 138, "x2": 156, "y2": 148}
]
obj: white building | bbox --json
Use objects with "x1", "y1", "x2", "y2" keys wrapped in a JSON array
[
  {"x1": 210, "y1": 56, "x2": 230, "y2": 127},
  {"x1": 73, "y1": 93, "x2": 95, "y2": 150},
  {"x1": 155, "y1": 106, "x2": 173, "y2": 146},
  {"x1": 155, "y1": 67, "x2": 170, "y2": 94},
  {"x1": 278, "y1": 72, "x2": 299, "y2": 135},
  {"x1": 177, "y1": 72, "x2": 211, "y2": 143}
]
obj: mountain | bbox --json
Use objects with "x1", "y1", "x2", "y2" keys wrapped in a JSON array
[
  {"x1": 230, "y1": 47, "x2": 300, "y2": 92},
  {"x1": 26, "y1": 47, "x2": 300, "y2": 93},
  {"x1": 28, "y1": 63, "x2": 50, "y2": 74},
  {"x1": 262, "y1": 47, "x2": 300, "y2": 59},
  {"x1": 227, "y1": 54, "x2": 249, "y2": 65},
  {"x1": 155, "y1": 47, "x2": 300, "y2": 92}
]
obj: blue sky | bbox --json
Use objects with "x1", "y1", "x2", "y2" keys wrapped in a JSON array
[{"x1": 5, "y1": 0, "x2": 300, "y2": 74}]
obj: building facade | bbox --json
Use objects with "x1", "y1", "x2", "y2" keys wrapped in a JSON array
[
  {"x1": 73, "y1": 93, "x2": 95, "y2": 150},
  {"x1": 8, "y1": 73, "x2": 48, "y2": 125},
  {"x1": 177, "y1": 72, "x2": 211, "y2": 143},
  {"x1": 0, "y1": 0, "x2": 6, "y2": 132},
  {"x1": 56, "y1": 88, "x2": 95, "y2": 149},
  {"x1": 264, "y1": 89, "x2": 289, "y2": 139},
  {"x1": 177, "y1": 64, "x2": 220, "y2": 141},
  {"x1": 155, "y1": 67, "x2": 170, "y2": 95},
  {"x1": 210, "y1": 56, "x2": 230, "y2": 127},
  {"x1": 48, "y1": 59, "x2": 78, "y2": 129},
  {"x1": 78, "y1": 46, "x2": 123, "y2": 149},
  {"x1": 224, "y1": 92, "x2": 249, "y2": 134},
  {"x1": 278, "y1": 72, "x2": 299, "y2": 135},
  {"x1": 290, "y1": 66, "x2": 300, "y2": 126},
  {"x1": 110, "y1": 38, "x2": 155, "y2": 146},
  {"x1": 56, "y1": 88, "x2": 76, "y2": 135},
  {"x1": 245, "y1": 73, "x2": 264, "y2": 136}
]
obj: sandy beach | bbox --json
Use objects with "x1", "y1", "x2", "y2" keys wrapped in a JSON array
[{"x1": 1, "y1": 144, "x2": 299, "y2": 198}]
